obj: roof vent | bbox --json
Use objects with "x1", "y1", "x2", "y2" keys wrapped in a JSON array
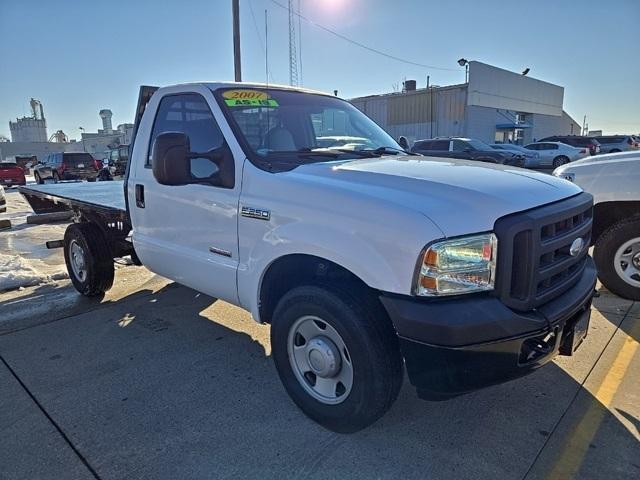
[{"x1": 404, "y1": 79, "x2": 417, "y2": 92}]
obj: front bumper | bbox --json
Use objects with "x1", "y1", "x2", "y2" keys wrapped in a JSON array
[{"x1": 381, "y1": 256, "x2": 597, "y2": 400}]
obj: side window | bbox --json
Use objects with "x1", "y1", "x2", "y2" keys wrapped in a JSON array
[
  {"x1": 452, "y1": 140, "x2": 467, "y2": 152},
  {"x1": 550, "y1": 144, "x2": 559, "y2": 150},
  {"x1": 431, "y1": 140, "x2": 449, "y2": 151},
  {"x1": 148, "y1": 93, "x2": 225, "y2": 166},
  {"x1": 415, "y1": 141, "x2": 431, "y2": 150}
]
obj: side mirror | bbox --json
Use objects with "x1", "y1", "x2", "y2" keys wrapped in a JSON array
[
  {"x1": 152, "y1": 132, "x2": 192, "y2": 185},
  {"x1": 152, "y1": 132, "x2": 228, "y2": 187},
  {"x1": 398, "y1": 136, "x2": 409, "y2": 150}
]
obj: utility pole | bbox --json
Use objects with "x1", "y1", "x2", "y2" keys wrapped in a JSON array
[
  {"x1": 288, "y1": 0, "x2": 299, "y2": 86},
  {"x1": 232, "y1": 0, "x2": 242, "y2": 82}
]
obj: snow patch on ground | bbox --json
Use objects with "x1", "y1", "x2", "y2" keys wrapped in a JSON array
[{"x1": 0, "y1": 253, "x2": 68, "y2": 292}]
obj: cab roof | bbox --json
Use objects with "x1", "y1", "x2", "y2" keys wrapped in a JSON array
[{"x1": 165, "y1": 81, "x2": 336, "y2": 98}]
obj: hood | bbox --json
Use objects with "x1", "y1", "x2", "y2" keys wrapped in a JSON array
[
  {"x1": 557, "y1": 150, "x2": 640, "y2": 171},
  {"x1": 289, "y1": 155, "x2": 582, "y2": 236}
]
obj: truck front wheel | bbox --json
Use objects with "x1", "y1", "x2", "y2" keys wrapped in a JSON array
[
  {"x1": 594, "y1": 215, "x2": 640, "y2": 300},
  {"x1": 63, "y1": 223, "x2": 115, "y2": 296},
  {"x1": 271, "y1": 285, "x2": 403, "y2": 433}
]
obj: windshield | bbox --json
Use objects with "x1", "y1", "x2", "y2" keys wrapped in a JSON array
[
  {"x1": 214, "y1": 88, "x2": 403, "y2": 165},
  {"x1": 493, "y1": 144, "x2": 526, "y2": 153}
]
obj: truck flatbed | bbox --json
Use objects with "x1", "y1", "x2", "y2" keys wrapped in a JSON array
[
  {"x1": 19, "y1": 181, "x2": 126, "y2": 215},
  {"x1": 18, "y1": 181, "x2": 133, "y2": 258}
]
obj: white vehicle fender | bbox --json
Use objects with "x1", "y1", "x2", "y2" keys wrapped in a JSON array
[{"x1": 237, "y1": 218, "x2": 440, "y2": 323}]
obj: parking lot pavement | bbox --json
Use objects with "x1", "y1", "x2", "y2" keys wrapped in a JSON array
[
  {"x1": 525, "y1": 312, "x2": 640, "y2": 479},
  {"x1": 0, "y1": 268, "x2": 638, "y2": 480}
]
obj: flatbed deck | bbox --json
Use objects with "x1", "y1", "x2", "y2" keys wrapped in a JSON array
[
  {"x1": 18, "y1": 181, "x2": 133, "y2": 258},
  {"x1": 18, "y1": 181, "x2": 126, "y2": 214}
]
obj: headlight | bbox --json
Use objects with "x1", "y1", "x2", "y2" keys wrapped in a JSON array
[{"x1": 415, "y1": 233, "x2": 497, "y2": 296}]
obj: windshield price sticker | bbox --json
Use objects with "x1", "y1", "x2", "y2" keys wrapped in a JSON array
[{"x1": 223, "y1": 89, "x2": 279, "y2": 107}]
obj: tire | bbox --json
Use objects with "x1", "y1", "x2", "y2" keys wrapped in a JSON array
[
  {"x1": 610, "y1": 149, "x2": 621, "y2": 153},
  {"x1": 130, "y1": 248, "x2": 143, "y2": 266},
  {"x1": 34, "y1": 172, "x2": 43, "y2": 184},
  {"x1": 593, "y1": 216, "x2": 640, "y2": 300},
  {"x1": 97, "y1": 170, "x2": 112, "y2": 182},
  {"x1": 53, "y1": 171, "x2": 60, "y2": 183},
  {"x1": 271, "y1": 285, "x2": 403, "y2": 433},
  {"x1": 552, "y1": 156, "x2": 569, "y2": 168},
  {"x1": 63, "y1": 223, "x2": 115, "y2": 296}
]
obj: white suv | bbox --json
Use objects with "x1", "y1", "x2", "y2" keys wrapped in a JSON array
[{"x1": 554, "y1": 151, "x2": 640, "y2": 300}]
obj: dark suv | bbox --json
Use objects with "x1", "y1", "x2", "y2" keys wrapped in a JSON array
[
  {"x1": 411, "y1": 137, "x2": 525, "y2": 166},
  {"x1": 34, "y1": 152, "x2": 99, "y2": 184},
  {"x1": 538, "y1": 136, "x2": 601, "y2": 156}
]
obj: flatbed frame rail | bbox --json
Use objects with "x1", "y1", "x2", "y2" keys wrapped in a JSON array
[{"x1": 18, "y1": 181, "x2": 133, "y2": 258}]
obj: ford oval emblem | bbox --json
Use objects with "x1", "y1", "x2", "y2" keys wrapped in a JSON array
[{"x1": 569, "y1": 237, "x2": 584, "y2": 257}]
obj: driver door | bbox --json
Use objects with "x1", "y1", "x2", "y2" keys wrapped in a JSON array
[{"x1": 129, "y1": 91, "x2": 241, "y2": 304}]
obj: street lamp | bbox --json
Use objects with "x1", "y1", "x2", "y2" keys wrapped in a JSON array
[
  {"x1": 79, "y1": 127, "x2": 86, "y2": 152},
  {"x1": 457, "y1": 58, "x2": 469, "y2": 83}
]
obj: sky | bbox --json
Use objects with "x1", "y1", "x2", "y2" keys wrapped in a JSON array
[{"x1": 1, "y1": 0, "x2": 638, "y2": 139}]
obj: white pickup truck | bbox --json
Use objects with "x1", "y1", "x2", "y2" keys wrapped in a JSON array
[
  {"x1": 20, "y1": 83, "x2": 597, "y2": 432},
  {"x1": 554, "y1": 151, "x2": 640, "y2": 300}
]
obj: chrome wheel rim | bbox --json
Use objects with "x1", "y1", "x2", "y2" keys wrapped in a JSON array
[
  {"x1": 614, "y1": 237, "x2": 640, "y2": 288},
  {"x1": 287, "y1": 315, "x2": 353, "y2": 405},
  {"x1": 69, "y1": 240, "x2": 87, "y2": 282}
]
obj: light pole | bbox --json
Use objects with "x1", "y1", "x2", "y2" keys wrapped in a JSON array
[
  {"x1": 232, "y1": 0, "x2": 242, "y2": 82},
  {"x1": 457, "y1": 58, "x2": 469, "y2": 83},
  {"x1": 79, "y1": 127, "x2": 86, "y2": 152}
]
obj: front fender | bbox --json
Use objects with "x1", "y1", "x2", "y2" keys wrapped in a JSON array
[{"x1": 237, "y1": 219, "x2": 437, "y2": 322}]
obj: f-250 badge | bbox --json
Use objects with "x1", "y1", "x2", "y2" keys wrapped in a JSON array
[{"x1": 241, "y1": 206, "x2": 271, "y2": 221}]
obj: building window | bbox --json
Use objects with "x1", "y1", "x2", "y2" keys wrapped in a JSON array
[{"x1": 516, "y1": 113, "x2": 527, "y2": 124}]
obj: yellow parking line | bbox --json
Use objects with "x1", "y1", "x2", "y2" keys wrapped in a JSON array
[{"x1": 547, "y1": 319, "x2": 639, "y2": 479}]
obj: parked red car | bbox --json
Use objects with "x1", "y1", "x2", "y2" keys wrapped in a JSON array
[{"x1": 0, "y1": 162, "x2": 27, "y2": 187}]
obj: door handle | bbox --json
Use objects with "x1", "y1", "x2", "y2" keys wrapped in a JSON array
[{"x1": 135, "y1": 184, "x2": 145, "y2": 208}]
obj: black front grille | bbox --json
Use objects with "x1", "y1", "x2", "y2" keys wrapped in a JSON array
[{"x1": 494, "y1": 193, "x2": 593, "y2": 311}]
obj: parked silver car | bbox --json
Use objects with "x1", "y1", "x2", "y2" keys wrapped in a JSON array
[
  {"x1": 490, "y1": 143, "x2": 540, "y2": 168},
  {"x1": 524, "y1": 141, "x2": 590, "y2": 168},
  {"x1": 591, "y1": 135, "x2": 640, "y2": 154}
]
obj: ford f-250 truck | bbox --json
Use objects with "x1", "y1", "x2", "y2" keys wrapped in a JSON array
[{"x1": 20, "y1": 83, "x2": 597, "y2": 432}]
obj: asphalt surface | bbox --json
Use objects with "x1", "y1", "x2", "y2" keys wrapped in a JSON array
[{"x1": 0, "y1": 267, "x2": 638, "y2": 480}]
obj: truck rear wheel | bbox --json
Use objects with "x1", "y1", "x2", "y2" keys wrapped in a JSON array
[
  {"x1": 63, "y1": 223, "x2": 115, "y2": 296},
  {"x1": 594, "y1": 216, "x2": 640, "y2": 300},
  {"x1": 271, "y1": 285, "x2": 403, "y2": 433}
]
